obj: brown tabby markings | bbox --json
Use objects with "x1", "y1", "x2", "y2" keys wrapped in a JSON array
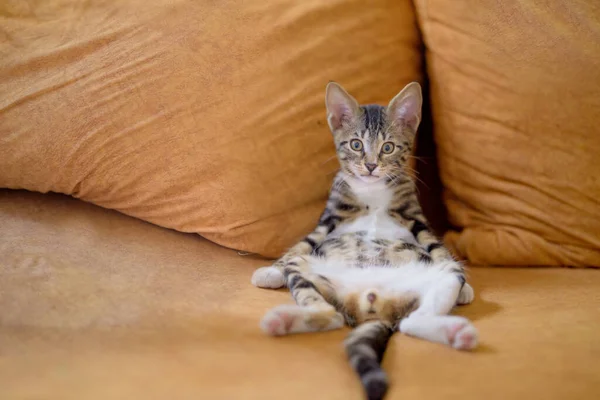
[
  {"x1": 274, "y1": 102, "x2": 456, "y2": 273},
  {"x1": 253, "y1": 81, "x2": 474, "y2": 400}
]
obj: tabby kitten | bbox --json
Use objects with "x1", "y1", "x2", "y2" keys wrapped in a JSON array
[{"x1": 252, "y1": 82, "x2": 477, "y2": 400}]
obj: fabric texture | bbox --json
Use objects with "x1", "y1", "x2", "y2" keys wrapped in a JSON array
[
  {"x1": 414, "y1": 0, "x2": 600, "y2": 266},
  {"x1": 0, "y1": 0, "x2": 423, "y2": 258},
  {"x1": 1, "y1": 190, "x2": 599, "y2": 400}
]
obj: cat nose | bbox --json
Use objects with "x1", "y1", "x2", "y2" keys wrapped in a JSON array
[
  {"x1": 367, "y1": 293, "x2": 377, "y2": 303},
  {"x1": 365, "y1": 163, "x2": 377, "y2": 172}
]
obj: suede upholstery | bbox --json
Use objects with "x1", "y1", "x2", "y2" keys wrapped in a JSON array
[{"x1": 1, "y1": 190, "x2": 599, "y2": 400}]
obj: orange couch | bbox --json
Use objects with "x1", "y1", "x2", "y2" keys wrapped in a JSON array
[
  {"x1": 1, "y1": 190, "x2": 599, "y2": 400},
  {"x1": 1, "y1": 1, "x2": 599, "y2": 399}
]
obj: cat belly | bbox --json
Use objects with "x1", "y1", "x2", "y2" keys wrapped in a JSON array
[
  {"x1": 331, "y1": 211, "x2": 416, "y2": 243},
  {"x1": 309, "y1": 259, "x2": 452, "y2": 293}
]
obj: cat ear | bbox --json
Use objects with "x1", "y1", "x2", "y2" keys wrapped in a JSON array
[
  {"x1": 325, "y1": 82, "x2": 360, "y2": 131},
  {"x1": 387, "y1": 82, "x2": 423, "y2": 133}
]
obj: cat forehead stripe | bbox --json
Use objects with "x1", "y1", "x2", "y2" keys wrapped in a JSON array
[{"x1": 361, "y1": 105, "x2": 386, "y2": 137}]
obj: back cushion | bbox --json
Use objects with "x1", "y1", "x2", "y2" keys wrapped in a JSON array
[
  {"x1": 414, "y1": 0, "x2": 600, "y2": 266},
  {"x1": 0, "y1": 0, "x2": 423, "y2": 258}
]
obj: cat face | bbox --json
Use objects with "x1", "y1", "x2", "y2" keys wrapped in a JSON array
[
  {"x1": 343, "y1": 289, "x2": 418, "y2": 326},
  {"x1": 325, "y1": 82, "x2": 423, "y2": 183}
]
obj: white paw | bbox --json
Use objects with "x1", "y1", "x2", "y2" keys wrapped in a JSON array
[
  {"x1": 447, "y1": 317, "x2": 478, "y2": 350},
  {"x1": 260, "y1": 304, "x2": 302, "y2": 336},
  {"x1": 457, "y1": 283, "x2": 474, "y2": 305},
  {"x1": 251, "y1": 266, "x2": 285, "y2": 288}
]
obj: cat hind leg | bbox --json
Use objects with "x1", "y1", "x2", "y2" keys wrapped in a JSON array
[
  {"x1": 399, "y1": 315, "x2": 478, "y2": 350},
  {"x1": 398, "y1": 271, "x2": 478, "y2": 350},
  {"x1": 261, "y1": 304, "x2": 344, "y2": 336},
  {"x1": 261, "y1": 256, "x2": 343, "y2": 336}
]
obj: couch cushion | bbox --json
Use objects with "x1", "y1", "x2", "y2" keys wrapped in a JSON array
[
  {"x1": 414, "y1": 0, "x2": 600, "y2": 266},
  {"x1": 1, "y1": 189, "x2": 599, "y2": 399},
  {"x1": 0, "y1": 0, "x2": 423, "y2": 258}
]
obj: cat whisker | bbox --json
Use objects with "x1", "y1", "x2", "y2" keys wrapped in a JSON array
[
  {"x1": 385, "y1": 172, "x2": 402, "y2": 187},
  {"x1": 404, "y1": 166, "x2": 429, "y2": 190},
  {"x1": 406, "y1": 155, "x2": 428, "y2": 164},
  {"x1": 320, "y1": 155, "x2": 339, "y2": 166},
  {"x1": 323, "y1": 167, "x2": 342, "y2": 177},
  {"x1": 404, "y1": 165, "x2": 419, "y2": 175}
]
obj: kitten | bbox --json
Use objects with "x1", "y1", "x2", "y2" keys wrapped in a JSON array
[{"x1": 252, "y1": 81, "x2": 477, "y2": 400}]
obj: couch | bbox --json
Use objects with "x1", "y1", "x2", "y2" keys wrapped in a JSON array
[
  {"x1": 1, "y1": 1, "x2": 599, "y2": 399},
  {"x1": 2, "y1": 190, "x2": 599, "y2": 400}
]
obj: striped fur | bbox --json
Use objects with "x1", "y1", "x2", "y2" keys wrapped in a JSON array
[
  {"x1": 271, "y1": 83, "x2": 455, "y2": 273},
  {"x1": 345, "y1": 321, "x2": 394, "y2": 400},
  {"x1": 252, "y1": 82, "x2": 477, "y2": 400}
]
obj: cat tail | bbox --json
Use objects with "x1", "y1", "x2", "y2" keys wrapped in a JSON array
[{"x1": 344, "y1": 320, "x2": 394, "y2": 400}]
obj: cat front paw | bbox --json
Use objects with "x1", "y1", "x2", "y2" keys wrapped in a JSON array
[
  {"x1": 251, "y1": 266, "x2": 285, "y2": 289},
  {"x1": 457, "y1": 283, "x2": 474, "y2": 305}
]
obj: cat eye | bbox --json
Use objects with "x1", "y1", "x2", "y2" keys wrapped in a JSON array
[
  {"x1": 381, "y1": 142, "x2": 395, "y2": 154},
  {"x1": 350, "y1": 139, "x2": 363, "y2": 151}
]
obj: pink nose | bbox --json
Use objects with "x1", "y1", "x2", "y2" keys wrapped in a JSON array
[
  {"x1": 367, "y1": 293, "x2": 377, "y2": 303},
  {"x1": 365, "y1": 163, "x2": 377, "y2": 172}
]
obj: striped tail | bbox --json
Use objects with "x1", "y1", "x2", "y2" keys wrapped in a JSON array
[{"x1": 344, "y1": 321, "x2": 394, "y2": 400}]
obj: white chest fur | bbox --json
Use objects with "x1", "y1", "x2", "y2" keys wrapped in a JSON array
[{"x1": 331, "y1": 178, "x2": 416, "y2": 243}]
